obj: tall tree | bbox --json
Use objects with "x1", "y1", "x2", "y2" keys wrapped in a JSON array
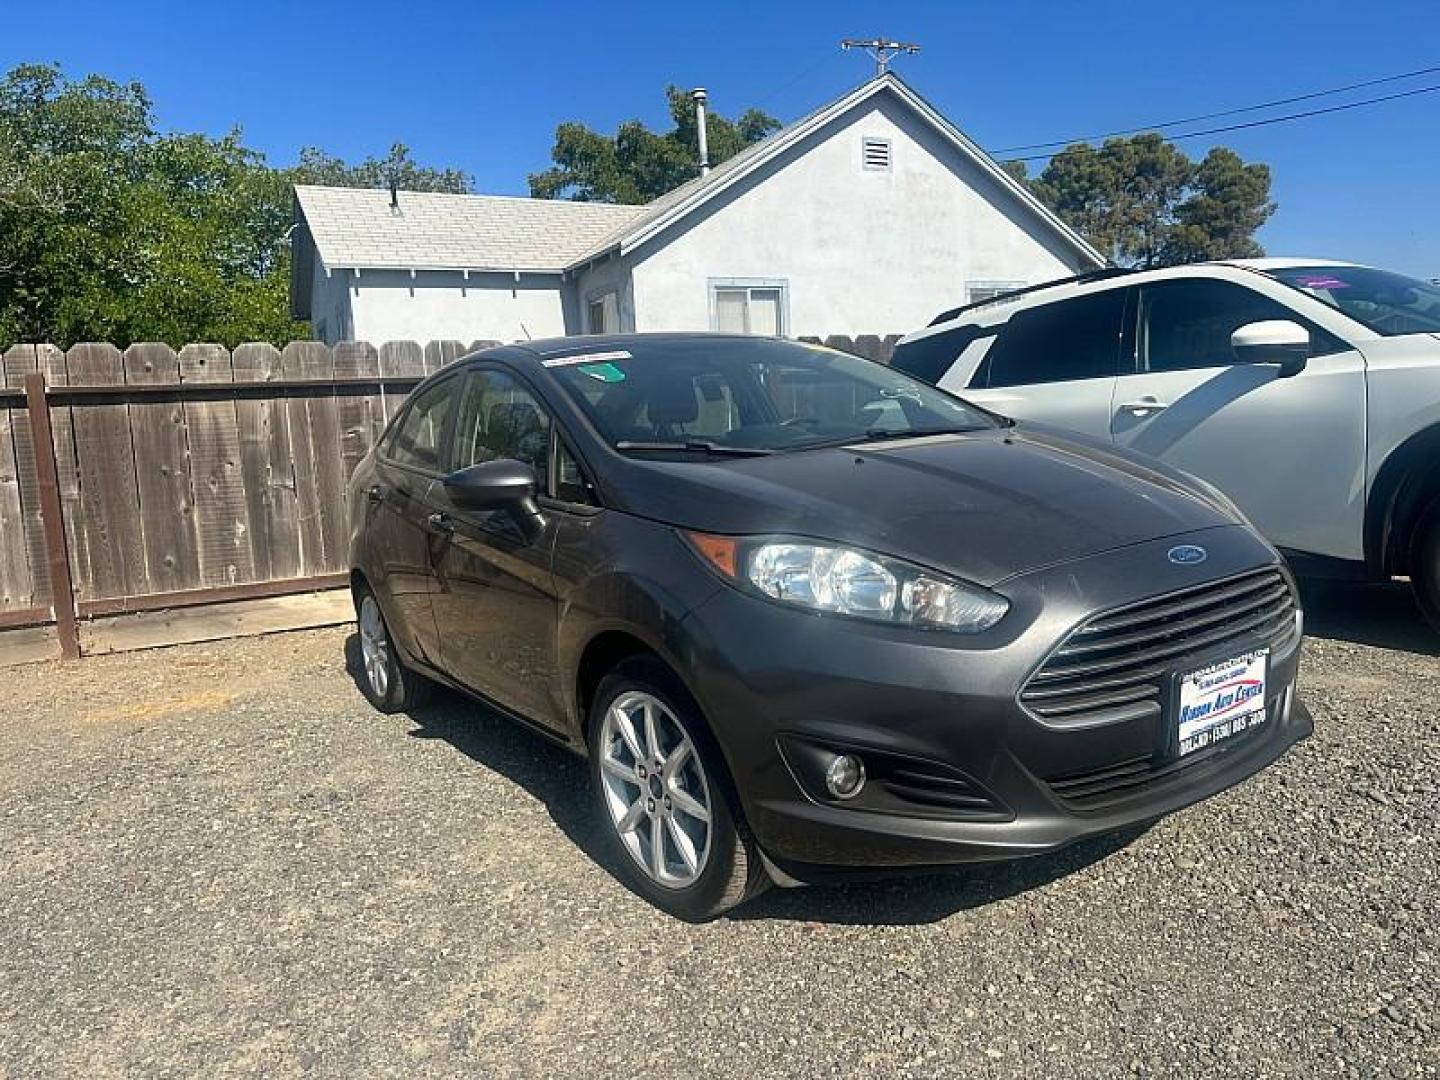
[
  {"x1": 292, "y1": 143, "x2": 472, "y2": 194},
  {"x1": 529, "y1": 86, "x2": 780, "y2": 203},
  {"x1": 1016, "y1": 133, "x2": 1275, "y2": 268},
  {"x1": 0, "y1": 63, "x2": 472, "y2": 347}
]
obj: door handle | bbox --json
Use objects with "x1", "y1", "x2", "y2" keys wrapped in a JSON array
[
  {"x1": 1118, "y1": 399, "x2": 1171, "y2": 416},
  {"x1": 365, "y1": 485, "x2": 385, "y2": 503},
  {"x1": 426, "y1": 512, "x2": 455, "y2": 535}
]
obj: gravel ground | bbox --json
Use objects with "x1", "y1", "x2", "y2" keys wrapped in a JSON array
[{"x1": 0, "y1": 580, "x2": 1435, "y2": 1078}]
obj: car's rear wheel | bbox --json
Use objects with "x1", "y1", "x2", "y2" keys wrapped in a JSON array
[
  {"x1": 1409, "y1": 497, "x2": 1440, "y2": 632},
  {"x1": 355, "y1": 587, "x2": 432, "y2": 712},
  {"x1": 587, "y1": 657, "x2": 768, "y2": 920}
]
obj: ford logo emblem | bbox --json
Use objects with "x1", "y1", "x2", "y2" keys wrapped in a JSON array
[{"x1": 1168, "y1": 545, "x2": 1208, "y2": 565}]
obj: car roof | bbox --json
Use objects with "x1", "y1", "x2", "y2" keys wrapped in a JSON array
[
  {"x1": 484, "y1": 331, "x2": 792, "y2": 366},
  {"x1": 915, "y1": 257, "x2": 1377, "y2": 336}
]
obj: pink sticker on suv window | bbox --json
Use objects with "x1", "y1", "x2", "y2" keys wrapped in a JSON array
[{"x1": 1295, "y1": 275, "x2": 1349, "y2": 290}]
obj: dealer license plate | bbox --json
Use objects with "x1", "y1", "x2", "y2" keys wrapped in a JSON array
[{"x1": 1176, "y1": 649, "x2": 1268, "y2": 757}]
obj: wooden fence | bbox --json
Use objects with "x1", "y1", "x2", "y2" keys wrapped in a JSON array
[{"x1": 0, "y1": 333, "x2": 898, "y2": 661}]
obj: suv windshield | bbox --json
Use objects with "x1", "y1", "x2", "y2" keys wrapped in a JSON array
[
  {"x1": 543, "y1": 337, "x2": 998, "y2": 454},
  {"x1": 1266, "y1": 265, "x2": 1440, "y2": 337}
]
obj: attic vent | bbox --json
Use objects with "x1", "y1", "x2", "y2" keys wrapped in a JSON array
[{"x1": 862, "y1": 137, "x2": 892, "y2": 171}]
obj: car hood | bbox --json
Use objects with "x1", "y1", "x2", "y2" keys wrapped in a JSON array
[{"x1": 604, "y1": 426, "x2": 1242, "y2": 586}]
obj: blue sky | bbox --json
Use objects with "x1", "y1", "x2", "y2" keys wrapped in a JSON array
[{"x1": 8, "y1": 0, "x2": 1439, "y2": 274}]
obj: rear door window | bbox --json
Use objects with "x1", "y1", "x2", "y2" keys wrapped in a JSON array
[{"x1": 981, "y1": 289, "x2": 1128, "y2": 388}]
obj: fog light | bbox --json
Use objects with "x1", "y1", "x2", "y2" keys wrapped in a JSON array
[{"x1": 824, "y1": 754, "x2": 866, "y2": 800}]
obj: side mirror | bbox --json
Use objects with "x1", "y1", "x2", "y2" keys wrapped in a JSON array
[
  {"x1": 1231, "y1": 320, "x2": 1310, "y2": 378},
  {"x1": 442, "y1": 459, "x2": 539, "y2": 513}
]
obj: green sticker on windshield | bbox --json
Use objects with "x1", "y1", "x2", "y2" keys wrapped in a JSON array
[{"x1": 578, "y1": 362, "x2": 626, "y2": 382}]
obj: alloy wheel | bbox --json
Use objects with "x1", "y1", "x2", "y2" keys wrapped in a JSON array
[
  {"x1": 358, "y1": 595, "x2": 391, "y2": 700},
  {"x1": 598, "y1": 690, "x2": 713, "y2": 889}
]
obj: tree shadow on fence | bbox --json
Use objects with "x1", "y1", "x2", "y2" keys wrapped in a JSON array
[{"x1": 343, "y1": 633, "x2": 1148, "y2": 926}]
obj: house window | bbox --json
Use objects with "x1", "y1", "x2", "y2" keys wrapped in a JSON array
[
  {"x1": 587, "y1": 291, "x2": 619, "y2": 334},
  {"x1": 710, "y1": 280, "x2": 788, "y2": 336},
  {"x1": 862, "y1": 137, "x2": 892, "y2": 171},
  {"x1": 967, "y1": 280, "x2": 1026, "y2": 305}
]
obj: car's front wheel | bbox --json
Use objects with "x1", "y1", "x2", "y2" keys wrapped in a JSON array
[
  {"x1": 1410, "y1": 498, "x2": 1440, "y2": 632},
  {"x1": 587, "y1": 657, "x2": 768, "y2": 920},
  {"x1": 355, "y1": 587, "x2": 433, "y2": 713}
]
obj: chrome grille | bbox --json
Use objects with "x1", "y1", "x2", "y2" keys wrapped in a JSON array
[{"x1": 1021, "y1": 569, "x2": 1297, "y2": 729}]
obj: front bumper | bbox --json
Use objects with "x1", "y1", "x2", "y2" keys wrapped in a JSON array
[{"x1": 677, "y1": 526, "x2": 1310, "y2": 880}]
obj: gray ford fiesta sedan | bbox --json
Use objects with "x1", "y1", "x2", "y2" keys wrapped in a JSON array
[{"x1": 348, "y1": 333, "x2": 1310, "y2": 920}]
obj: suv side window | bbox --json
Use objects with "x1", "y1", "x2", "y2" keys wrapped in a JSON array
[
  {"x1": 982, "y1": 289, "x2": 1127, "y2": 388},
  {"x1": 450, "y1": 369, "x2": 552, "y2": 489},
  {"x1": 1140, "y1": 279, "x2": 1345, "y2": 372},
  {"x1": 384, "y1": 377, "x2": 458, "y2": 473}
]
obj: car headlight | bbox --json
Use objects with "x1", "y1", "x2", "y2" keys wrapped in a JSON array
[{"x1": 685, "y1": 533, "x2": 1009, "y2": 633}]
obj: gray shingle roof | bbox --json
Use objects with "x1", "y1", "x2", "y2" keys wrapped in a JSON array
[{"x1": 294, "y1": 185, "x2": 646, "y2": 273}]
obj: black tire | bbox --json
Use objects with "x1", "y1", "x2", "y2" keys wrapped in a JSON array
[
  {"x1": 1409, "y1": 497, "x2": 1440, "y2": 632},
  {"x1": 354, "y1": 585, "x2": 433, "y2": 713},
  {"x1": 587, "y1": 656, "x2": 769, "y2": 920}
]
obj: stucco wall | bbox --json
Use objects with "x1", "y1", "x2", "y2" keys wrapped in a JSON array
[
  {"x1": 334, "y1": 270, "x2": 571, "y2": 346},
  {"x1": 629, "y1": 93, "x2": 1088, "y2": 338}
]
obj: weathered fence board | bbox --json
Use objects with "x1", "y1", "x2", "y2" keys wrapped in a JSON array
[
  {"x1": 37, "y1": 344, "x2": 92, "y2": 603},
  {"x1": 179, "y1": 344, "x2": 254, "y2": 587},
  {"x1": 0, "y1": 360, "x2": 30, "y2": 609},
  {"x1": 124, "y1": 343, "x2": 202, "y2": 594},
  {"x1": 232, "y1": 343, "x2": 299, "y2": 582},
  {"x1": 67, "y1": 344, "x2": 148, "y2": 599},
  {"x1": 2, "y1": 347, "x2": 50, "y2": 609},
  {"x1": 300, "y1": 343, "x2": 347, "y2": 572},
  {"x1": 280, "y1": 342, "x2": 330, "y2": 576},
  {"x1": 423, "y1": 339, "x2": 468, "y2": 374},
  {"x1": 378, "y1": 340, "x2": 425, "y2": 426},
  {"x1": 333, "y1": 341, "x2": 384, "y2": 482}
]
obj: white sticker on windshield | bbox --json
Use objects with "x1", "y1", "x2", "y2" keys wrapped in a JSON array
[{"x1": 541, "y1": 349, "x2": 633, "y2": 368}]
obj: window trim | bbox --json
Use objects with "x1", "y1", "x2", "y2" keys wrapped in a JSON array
[
  {"x1": 708, "y1": 278, "x2": 790, "y2": 336},
  {"x1": 966, "y1": 280, "x2": 1027, "y2": 306},
  {"x1": 585, "y1": 288, "x2": 619, "y2": 334}
]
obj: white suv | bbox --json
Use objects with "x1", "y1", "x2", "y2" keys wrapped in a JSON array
[{"x1": 891, "y1": 260, "x2": 1440, "y2": 626}]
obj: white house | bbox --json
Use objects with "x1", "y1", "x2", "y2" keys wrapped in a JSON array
[{"x1": 289, "y1": 74, "x2": 1104, "y2": 345}]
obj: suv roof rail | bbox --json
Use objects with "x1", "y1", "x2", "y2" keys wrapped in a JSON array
[{"x1": 927, "y1": 267, "x2": 1134, "y2": 326}]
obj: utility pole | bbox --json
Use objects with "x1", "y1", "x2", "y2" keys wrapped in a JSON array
[{"x1": 841, "y1": 37, "x2": 921, "y2": 77}]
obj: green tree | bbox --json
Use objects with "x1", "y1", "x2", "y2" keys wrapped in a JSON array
[
  {"x1": 0, "y1": 63, "x2": 474, "y2": 348},
  {"x1": 292, "y1": 142, "x2": 472, "y2": 193},
  {"x1": 529, "y1": 86, "x2": 780, "y2": 203},
  {"x1": 1015, "y1": 133, "x2": 1275, "y2": 268}
]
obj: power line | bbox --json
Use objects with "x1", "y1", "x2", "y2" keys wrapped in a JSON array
[
  {"x1": 999, "y1": 80, "x2": 1440, "y2": 165},
  {"x1": 993, "y1": 62, "x2": 1440, "y2": 154}
]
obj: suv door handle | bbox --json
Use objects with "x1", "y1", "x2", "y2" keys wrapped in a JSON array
[
  {"x1": 1118, "y1": 399, "x2": 1171, "y2": 416},
  {"x1": 426, "y1": 512, "x2": 455, "y2": 535}
]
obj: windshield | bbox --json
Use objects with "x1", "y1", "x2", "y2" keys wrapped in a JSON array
[
  {"x1": 1266, "y1": 265, "x2": 1440, "y2": 337},
  {"x1": 543, "y1": 337, "x2": 1000, "y2": 454}
]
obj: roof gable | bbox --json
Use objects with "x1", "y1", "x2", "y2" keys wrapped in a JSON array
[{"x1": 572, "y1": 74, "x2": 1106, "y2": 269}]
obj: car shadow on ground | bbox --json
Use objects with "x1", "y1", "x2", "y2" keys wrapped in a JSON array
[
  {"x1": 1297, "y1": 578, "x2": 1438, "y2": 657},
  {"x1": 343, "y1": 634, "x2": 1149, "y2": 926}
]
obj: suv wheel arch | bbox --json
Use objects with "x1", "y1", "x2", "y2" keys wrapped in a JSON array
[{"x1": 1367, "y1": 423, "x2": 1440, "y2": 578}]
